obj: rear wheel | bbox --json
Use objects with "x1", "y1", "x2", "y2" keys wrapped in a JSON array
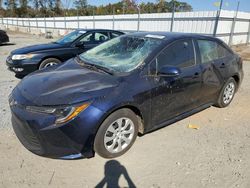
[
  {"x1": 39, "y1": 58, "x2": 61, "y2": 70},
  {"x1": 216, "y1": 77, "x2": 237, "y2": 108},
  {"x1": 94, "y1": 108, "x2": 139, "y2": 158}
]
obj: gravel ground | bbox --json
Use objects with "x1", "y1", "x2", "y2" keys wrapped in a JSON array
[{"x1": 0, "y1": 33, "x2": 250, "y2": 188}]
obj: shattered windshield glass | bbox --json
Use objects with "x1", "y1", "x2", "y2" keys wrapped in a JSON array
[{"x1": 79, "y1": 35, "x2": 163, "y2": 73}]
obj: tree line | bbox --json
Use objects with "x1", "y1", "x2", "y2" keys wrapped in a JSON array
[{"x1": 0, "y1": 0, "x2": 193, "y2": 18}]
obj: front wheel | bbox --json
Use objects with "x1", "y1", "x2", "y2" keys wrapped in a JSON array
[
  {"x1": 39, "y1": 58, "x2": 61, "y2": 70},
  {"x1": 94, "y1": 108, "x2": 139, "y2": 158},
  {"x1": 216, "y1": 77, "x2": 237, "y2": 108}
]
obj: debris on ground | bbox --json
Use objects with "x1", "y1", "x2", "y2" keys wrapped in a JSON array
[{"x1": 187, "y1": 124, "x2": 200, "y2": 130}]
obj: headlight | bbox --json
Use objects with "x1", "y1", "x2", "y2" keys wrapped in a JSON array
[
  {"x1": 26, "y1": 103, "x2": 90, "y2": 125},
  {"x1": 12, "y1": 54, "x2": 37, "y2": 60},
  {"x1": 54, "y1": 104, "x2": 90, "y2": 124}
]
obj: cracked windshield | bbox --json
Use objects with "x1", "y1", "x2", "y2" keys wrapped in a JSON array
[{"x1": 80, "y1": 35, "x2": 163, "y2": 72}]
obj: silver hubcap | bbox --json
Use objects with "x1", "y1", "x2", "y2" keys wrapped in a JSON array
[
  {"x1": 104, "y1": 118, "x2": 135, "y2": 153},
  {"x1": 223, "y1": 82, "x2": 235, "y2": 104},
  {"x1": 44, "y1": 62, "x2": 58, "y2": 68}
]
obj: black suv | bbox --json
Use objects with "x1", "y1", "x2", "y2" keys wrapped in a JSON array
[
  {"x1": 0, "y1": 30, "x2": 9, "y2": 44},
  {"x1": 6, "y1": 29, "x2": 124, "y2": 78}
]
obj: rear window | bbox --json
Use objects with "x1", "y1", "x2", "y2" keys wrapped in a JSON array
[
  {"x1": 110, "y1": 32, "x2": 123, "y2": 39},
  {"x1": 197, "y1": 40, "x2": 232, "y2": 64}
]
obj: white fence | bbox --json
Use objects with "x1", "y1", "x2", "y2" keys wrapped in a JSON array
[{"x1": 1, "y1": 10, "x2": 250, "y2": 45}]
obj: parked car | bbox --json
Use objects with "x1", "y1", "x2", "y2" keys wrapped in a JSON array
[
  {"x1": 6, "y1": 29, "x2": 124, "y2": 78},
  {"x1": 9, "y1": 32, "x2": 243, "y2": 159},
  {"x1": 0, "y1": 30, "x2": 9, "y2": 44}
]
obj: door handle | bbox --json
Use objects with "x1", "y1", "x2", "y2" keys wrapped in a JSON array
[
  {"x1": 192, "y1": 72, "x2": 199, "y2": 78},
  {"x1": 220, "y1": 63, "x2": 226, "y2": 68}
]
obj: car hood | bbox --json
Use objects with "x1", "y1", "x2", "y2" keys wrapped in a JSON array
[
  {"x1": 12, "y1": 60, "x2": 119, "y2": 106},
  {"x1": 11, "y1": 42, "x2": 65, "y2": 54}
]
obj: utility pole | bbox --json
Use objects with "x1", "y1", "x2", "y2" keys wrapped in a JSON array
[
  {"x1": 93, "y1": 9, "x2": 95, "y2": 29},
  {"x1": 213, "y1": 0, "x2": 224, "y2": 37},
  {"x1": 229, "y1": 1, "x2": 240, "y2": 46},
  {"x1": 170, "y1": 1, "x2": 176, "y2": 32},
  {"x1": 112, "y1": 7, "x2": 115, "y2": 30},
  {"x1": 122, "y1": 0, "x2": 125, "y2": 14},
  {"x1": 137, "y1": 5, "x2": 140, "y2": 31},
  {"x1": 77, "y1": 8, "x2": 79, "y2": 29}
]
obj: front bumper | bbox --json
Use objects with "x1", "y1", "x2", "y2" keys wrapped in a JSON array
[
  {"x1": 6, "y1": 56, "x2": 40, "y2": 77},
  {"x1": 10, "y1": 103, "x2": 105, "y2": 159}
]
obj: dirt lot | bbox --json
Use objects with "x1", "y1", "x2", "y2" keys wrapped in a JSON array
[{"x1": 0, "y1": 33, "x2": 250, "y2": 188}]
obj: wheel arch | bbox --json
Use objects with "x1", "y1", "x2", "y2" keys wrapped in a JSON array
[
  {"x1": 99, "y1": 103, "x2": 145, "y2": 135},
  {"x1": 232, "y1": 74, "x2": 240, "y2": 91}
]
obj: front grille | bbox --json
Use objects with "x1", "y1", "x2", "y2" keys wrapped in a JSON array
[{"x1": 12, "y1": 113, "x2": 44, "y2": 155}]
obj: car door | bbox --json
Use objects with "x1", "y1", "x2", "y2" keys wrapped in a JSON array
[
  {"x1": 213, "y1": 42, "x2": 235, "y2": 81},
  {"x1": 46, "y1": 30, "x2": 88, "y2": 61},
  {"x1": 150, "y1": 39, "x2": 202, "y2": 126},
  {"x1": 196, "y1": 39, "x2": 226, "y2": 104}
]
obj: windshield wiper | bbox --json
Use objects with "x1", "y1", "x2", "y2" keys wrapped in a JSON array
[
  {"x1": 86, "y1": 62, "x2": 114, "y2": 75},
  {"x1": 76, "y1": 55, "x2": 114, "y2": 75}
]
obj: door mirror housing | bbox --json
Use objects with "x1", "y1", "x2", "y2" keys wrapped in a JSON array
[
  {"x1": 75, "y1": 41, "x2": 85, "y2": 48},
  {"x1": 158, "y1": 66, "x2": 181, "y2": 77}
]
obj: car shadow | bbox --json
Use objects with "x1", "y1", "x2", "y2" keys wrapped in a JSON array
[
  {"x1": 0, "y1": 43, "x2": 16, "y2": 46},
  {"x1": 95, "y1": 160, "x2": 136, "y2": 188}
]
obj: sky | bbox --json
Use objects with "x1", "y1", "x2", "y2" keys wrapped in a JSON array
[{"x1": 72, "y1": 0, "x2": 250, "y2": 12}]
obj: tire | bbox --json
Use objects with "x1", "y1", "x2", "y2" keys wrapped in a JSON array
[
  {"x1": 215, "y1": 77, "x2": 237, "y2": 108},
  {"x1": 39, "y1": 58, "x2": 61, "y2": 70},
  {"x1": 94, "y1": 108, "x2": 139, "y2": 158}
]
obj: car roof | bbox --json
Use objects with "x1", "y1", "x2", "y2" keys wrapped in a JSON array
[
  {"x1": 126, "y1": 31, "x2": 219, "y2": 42},
  {"x1": 74, "y1": 30, "x2": 216, "y2": 40},
  {"x1": 75, "y1": 29, "x2": 124, "y2": 33}
]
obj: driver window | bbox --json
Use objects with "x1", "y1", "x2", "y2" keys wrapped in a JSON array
[
  {"x1": 157, "y1": 39, "x2": 195, "y2": 70},
  {"x1": 79, "y1": 32, "x2": 109, "y2": 44},
  {"x1": 95, "y1": 32, "x2": 109, "y2": 42},
  {"x1": 79, "y1": 33, "x2": 94, "y2": 43}
]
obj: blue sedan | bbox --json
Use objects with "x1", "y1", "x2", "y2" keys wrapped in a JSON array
[{"x1": 9, "y1": 32, "x2": 243, "y2": 159}]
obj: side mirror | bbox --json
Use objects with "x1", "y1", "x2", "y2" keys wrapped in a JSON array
[
  {"x1": 158, "y1": 66, "x2": 181, "y2": 77},
  {"x1": 75, "y1": 41, "x2": 85, "y2": 48}
]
